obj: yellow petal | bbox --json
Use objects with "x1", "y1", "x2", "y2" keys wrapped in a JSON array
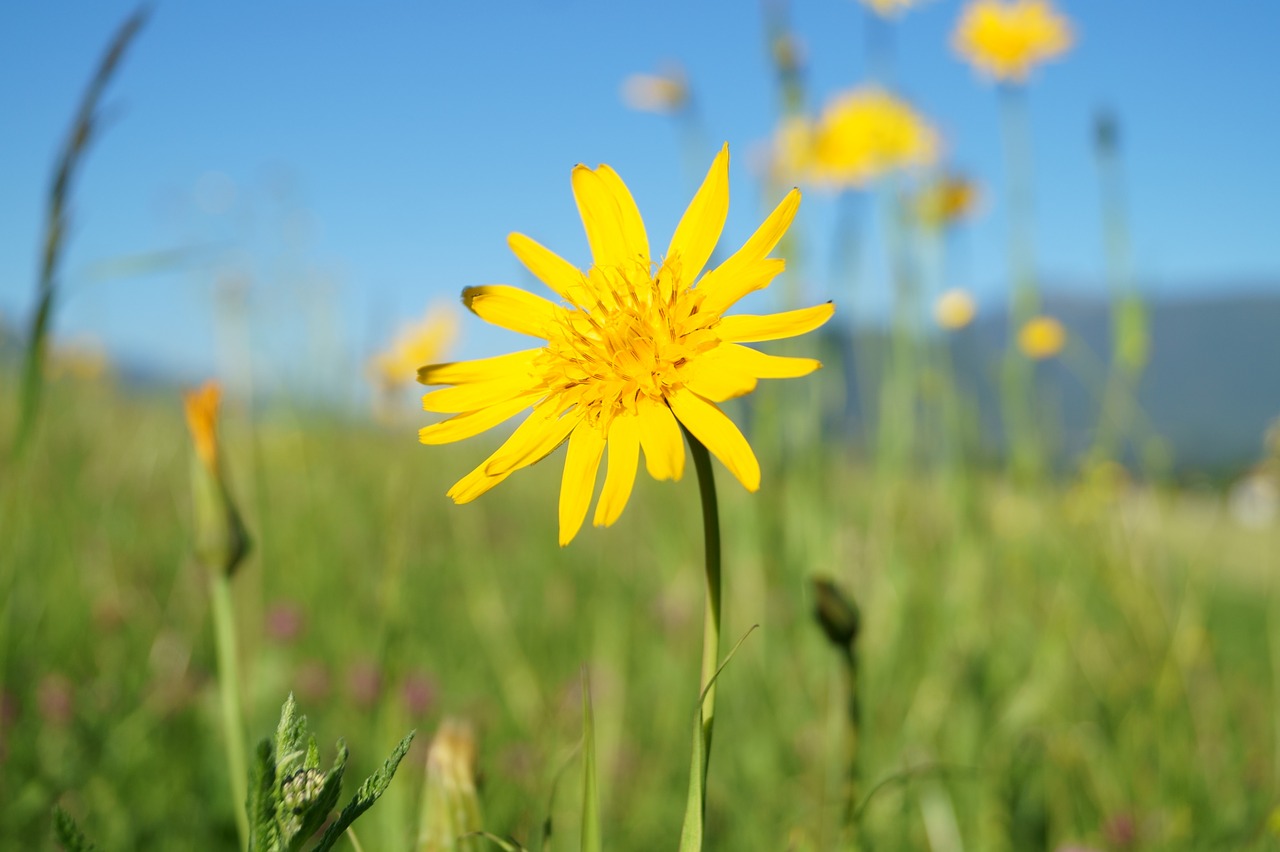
[
  {"x1": 665, "y1": 143, "x2": 729, "y2": 285},
  {"x1": 717, "y1": 302, "x2": 835, "y2": 343},
  {"x1": 558, "y1": 423, "x2": 606, "y2": 546},
  {"x1": 572, "y1": 165, "x2": 630, "y2": 274},
  {"x1": 700, "y1": 189, "x2": 799, "y2": 300},
  {"x1": 593, "y1": 413, "x2": 640, "y2": 527},
  {"x1": 419, "y1": 349, "x2": 540, "y2": 386},
  {"x1": 485, "y1": 404, "x2": 583, "y2": 476},
  {"x1": 507, "y1": 233, "x2": 588, "y2": 304},
  {"x1": 637, "y1": 398, "x2": 685, "y2": 481},
  {"x1": 447, "y1": 460, "x2": 515, "y2": 504},
  {"x1": 696, "y1": 258, "x2": 786, "y2": 318},
  {"x1": 595, "y1": 165, "x2": 650, "y2": 270},
  {"x1": 418, "y1": 393, "x2": 538, "y2": 445},
  {"x1": 682, "y1": 347, "x2": 759, "y2": 402},
  {"x1": 422, "y1": 370, "x2": 536, "y2": 413},
  {"x1": 463, "y1": 285, "x2": 562, "y2": 338},
  {"x1": 717, "y1": 343, "x2": 822, "y2": 378},
  {"x1": 447, "y1": 398, "x2": 565, "y2": 503},
  {"x1": 667, "y1": 389, "x2": 761, "y2": 492}
]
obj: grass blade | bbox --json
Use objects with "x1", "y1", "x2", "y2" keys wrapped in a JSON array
[{"x1": 580, "y1": 670, "x2": 601, "y2": 852}]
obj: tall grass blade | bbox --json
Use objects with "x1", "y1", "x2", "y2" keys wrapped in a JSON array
[{"x1": 580, "y1": 670, "x2": 602, "y2": 852}]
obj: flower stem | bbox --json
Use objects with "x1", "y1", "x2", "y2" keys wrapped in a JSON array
[
  {"x1": 209, "y1": 572, "x2": 249, "y2": 848},
  {"x1": 683, "y1": 427, "x2": 722, "y2": 790}
]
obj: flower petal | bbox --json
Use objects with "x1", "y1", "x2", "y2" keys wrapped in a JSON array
[
  {"x1": 665, "y1": 143, "x2": 729, "y2": 285},
  {"x1": 419, "y1": 349, "x2": 540, "y2": 386},
  {"x1": 702, "y1": 188, "x2": 799, "y2": 286},
  {"x1": 696, "y1": 258, "x2": 786, "y2": 318},
  {"x1": 717, "y1": 343, "x2": 823, "y2": 378},
  {"x1": 463, "y1": 285, "x2": 563, "y2": 338},
  {"x1": 593, "y1": 413, "x2": 640, "y2": 527},
  {"x1": 418, "y1": 393, "x2": 538, "y2": 445},
  {"x1": 485, "y1": 404, "x2": 583, "y2": 476},
  {"x1": 507, "y1": 233, "x2": 588, "y2": 304},
  {"x1": 595, "y1": 165, "x2": 649, "y2": 271},
  {"x1": 667, "y1": 388, "x2": 760, "y2": 492},
  {"x1": 682, "y1": 347, "x2": 758, "y2": 402},
  {"x1": 637, "y1": 398, "x2": 685, "y2": 481},
  {"x1": 447, "y1": 398, "x2": 565, "y2": 503},
  {"x1": 422, "y1": 370, "x2": 538, "y2": 413},
  {"x1": 717, "y1": 302, "x2": 835, "y2": 343},
  {"x1": 558, "y1": 423, "x2": 606, "y2": 546},
  {"x1": 572, "y1": 165, "x2": 631, "y2": 274}
]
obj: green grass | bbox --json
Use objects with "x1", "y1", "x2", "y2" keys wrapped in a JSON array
[{"x1": 3, "y1": 373, "x2": 1278, "y2": 850}]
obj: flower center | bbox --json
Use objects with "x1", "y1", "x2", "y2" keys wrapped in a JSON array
[{"x1": 539, "y1": 260, "x2": 718, "y2": 426}]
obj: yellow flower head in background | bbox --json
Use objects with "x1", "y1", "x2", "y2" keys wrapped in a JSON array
[
  {"x1": 914, "y1": 173, "x2": 980, "y2": 230},
  {"x1": 859, "y1": 0, "x2": 925, "y2": 19},
  {"x1": 419, "y1": 145, "x2": 834, "y2": 545},
  {"x1": 184, "y1": 381, "x2": 222, "y2": 471},
  {"x1": 620, "y1": 64, "x2": 689, "y2": 115},
  {"x1": 371, "y1": 305, "x2": 460, "y2": 390},
  {"x1": 934, "y1": 288, "x2": 977, "y2": 330},
  {"x1": 953, "y1": 0, "x2": 1074, "y2": 82},
  {"x1": 774, "y1": 87, "x2": 939, "y2": 190},
  {"x1": 1018, "y1": 315, "x2": 1066, "y2": 359}
]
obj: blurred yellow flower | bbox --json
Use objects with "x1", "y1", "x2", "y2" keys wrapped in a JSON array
[
  {"x1": 419, "y1": 145, "x2": 833, "y2": 545},
  {"x1": 934, "y1": 288, "x2": 977, "y2": 330},
  {"x1": 914, "y1": 173, "x2": 980, "y2": 229},
  {"x1": 859, "y1": 0, "x2": 924, "y2": 18},
  {"x1": 1017, "y1": 315, "x2": 1066, "y2": 359},
  {"x1": 953, "y1": 0, "x2": 1073, "y2": 82},
  {"x1": 184, "y1": 381, "x2": 222, "y2": 471},
  {"x1": 371, "y1": 305, "x2": 459, "y2": 391},
  {"x1": 620, "y1": 64, "x2": 689, "y2": 114},
  {"x1": 773, "y1": 87, "x2": 939, "y2": 190}
]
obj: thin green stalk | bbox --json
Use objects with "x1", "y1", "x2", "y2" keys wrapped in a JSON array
[
  {"x1": 683, "y1": 428, "x2": 722, "y2": 789},
  {"x1": 997, "y1": 84, "x2": 1042, "y2": 482},
  {"x1": 210, "y1": 572, "x2": 250, "y2": 849}
]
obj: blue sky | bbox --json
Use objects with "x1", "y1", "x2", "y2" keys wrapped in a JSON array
[{"x1": 2, "y1": 1, "x2": 1278, "y2": 396}]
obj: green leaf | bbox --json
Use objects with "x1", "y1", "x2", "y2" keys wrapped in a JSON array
[
  {"x1": 52, "y1": 806, "x2": 97, "y2": 852},
  {"x1": 678, "y1": 626, "x2": 757, "y2": 852},
  {"x1": 312, "y1": 731, "x2": 416, "y2": 852},
  {"x1": 274, "y1": 693, "x2": 310, "y2": 779},
  {"x1": 247, "y1": 739, "x2": 280, "y2": 852},
  {"x1": 580, "y1": 672, "x2": 601, "y2": 852}
]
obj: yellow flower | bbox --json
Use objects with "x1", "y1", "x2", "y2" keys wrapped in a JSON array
[
  {"x1": 953, "y1": 0, "x2": 1074, "y2": 82},
  {"x1": 1017, "y1": 315, "x2": 1066, "y2": 359},
  {"x1": 184, "y1": 381, "x2": 222, "y2": 471},
  {"x1": 859, "y1": 0, "x2": 924, "y2": 18},
  {"x1": 620, "y1": 64, "x2": 689, "y2": 114},
  {"x1": 773, "y1": 87, "x2": 938, "y2": 190},
  {"x1": 371, "y1": 305, "x2": 459, "y2": 390},
  {"x1": 419, "y1": 145, "x2": 834, "y2": 545},
  {"x1": 934, "y1": 288, "x2": 977, "y2": 330},
  {"x1": 914, "y1": 173, "x2": 980, "y2": 229}
]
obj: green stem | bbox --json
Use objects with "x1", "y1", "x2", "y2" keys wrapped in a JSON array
[
  {"x1": 210, "y1": 572, "x2": 249, "y2": 849},
  {"x1": 683, "y1": 428, "x2": 722, "y2": 789}
]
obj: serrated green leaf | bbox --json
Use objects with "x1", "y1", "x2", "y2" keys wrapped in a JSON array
[
  {"x1": 312, "y1": 730, "x2": 415, "y2": 852},
  {"x1": 275, "y1": 694, "x2": 309, "y2": 779},
  {"x1": 247, "y1": 739, "x2": 281, "y2": 852},
  {"x1": 580, "y1": 673, "x2": 601, "y2": 852},
  {"x1": 52, "y1": 806, "x2": 97, "y2": 852},
  {"x1": 678, "y1": 626, "x2": 757, "y2": 852},
  {"x1": 305, "y1": 734, "x2": 321, "y2": 771}
]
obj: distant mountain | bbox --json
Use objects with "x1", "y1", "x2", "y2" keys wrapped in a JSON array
[{"x1": 829, "y1": 285, "x2": 1280, "y2": 473}]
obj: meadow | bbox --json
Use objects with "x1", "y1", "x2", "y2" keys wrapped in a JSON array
[
  {"x1": 6, "y1": 2, "x2": 1280, "y2": 850},
  {"x1": 3, "y1": 364, "x2": 1279, "y2": 850}
]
